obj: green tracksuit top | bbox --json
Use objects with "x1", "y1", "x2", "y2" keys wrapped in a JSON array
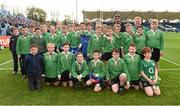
[
  {"x1": 123, "y1": 53, "x2": 141, "y2": 81},
  {"x1": 43, "y1": 52, "x2": 60, "y2": 78},
  {"x1": 107, "y1": 58, "x2": 130, "y2": 81},
  {"x1": 16, "y1": 35, "x2": 31, "y2": 55},
  {"x1": 71, "y1": 60, "x2": 89, "y2": 78},
  {"x1": 146, "y1": 29, "x2": 164, "y2": 51},
  {"x1": 89, "y1": 60, "x2": 106, "y2": 78}
]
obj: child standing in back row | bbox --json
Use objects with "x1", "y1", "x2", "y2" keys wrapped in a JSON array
[{"x1": 146, "y1": 19, "x2": 164, "y2": 71}]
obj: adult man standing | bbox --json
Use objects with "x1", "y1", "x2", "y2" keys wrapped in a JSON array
[{"x1": 113, "y1": 14, "x2": 125, "y2": 32}]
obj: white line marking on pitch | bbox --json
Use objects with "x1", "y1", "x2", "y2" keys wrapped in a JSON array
[
  {"x1": 161, "y1": 57, "x2": 180, "y2": 67},
  {"x1": 160, "y1": 68, "x2": 180, "y2": 71},
  {"x1": 0, "y1": 60, "x2": 13, "y2": 67}
]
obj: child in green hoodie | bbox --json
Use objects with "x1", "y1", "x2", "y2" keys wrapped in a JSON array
[{"x1": 43, "y1": 43, "x2": 60, "y2": 86}]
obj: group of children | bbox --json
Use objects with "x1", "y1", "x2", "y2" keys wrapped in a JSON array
[{"x1": 9, "y1": 17, "x2": 164, "y2": 97}]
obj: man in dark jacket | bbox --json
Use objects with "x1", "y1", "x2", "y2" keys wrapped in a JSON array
[
  {"x1": 113, "y1": 14, "x2": 125, "y2": 32},
  {"x1": 25, "y1": 44, "x2": 44, "y2": 91},
  {"x1": 9, "y1": 27, "x2": 19, "y2": 74}
]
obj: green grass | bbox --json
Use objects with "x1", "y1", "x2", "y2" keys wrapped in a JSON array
[{"x1": 0, "y1": 32, "x2": 180, "y2": 105}]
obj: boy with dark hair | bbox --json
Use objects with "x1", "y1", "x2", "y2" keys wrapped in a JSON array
[
  {"x1": 30, "y1": 27, "x2": 46, "y2": 54},
  {"x1": 9, "y1": 27, "x2": 19, "y2": 75},
  {"x1": 107, "y1": 49, "x2": 130, "y2": 95},
  {"x1": 123, "y1": 43, "x2": 141, "y2": 90},
  {"x1": 133, "y1": 26, "x2": 146, "y2": 59},
  {"x1": 86, "y1": 50, "x2": 106, "y2": 92},
  {"x1": 25, "y1": 44, "x2": 43, "y2": 91},
  {"x1": 70, "y1": 52, "x2": 90, "y2": 87},
  {"x1": 59, "y1": 42, "x2": 75, "y2": 87}
]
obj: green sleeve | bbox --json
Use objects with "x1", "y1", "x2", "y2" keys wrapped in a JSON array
[
  {"x1": 81, "y1": 62, "x2": 90, "y2": 78},
  {"x1": 101, "y1": 36, "x2": 107, "y2": 52},
  {"x1": 57, "y1": 36, "x2": 61, "y2": 49},
  {"x1": 122, "y1": 60, "x2": 130, "y2": 81},
  {"x1": 160, "y1": 32, "x2": 164, "y2": 52},
  {"x1": 57, "y1": 55, "x2": 61, "y2": 75},
  {"x1": 71, "y1": 62, "x2": 79, "y2": 78},
  {"x1": 105, "y1": 61, "x2": 110, "y2": 80},
  {"x1": 99, "y1": 62, "x2": 106, "y2": 78}
]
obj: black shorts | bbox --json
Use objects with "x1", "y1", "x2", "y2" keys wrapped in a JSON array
[
  {"x1": 151, "y1": 48, "x2": 160, "y2": 62},
  {"x1": 111, "y1": 75, "x2": 120, "y2": 85},
  {"x1": 130, "y1": 80, "x2": 140, "y2": 86},
  {"x1": 45, "y1": 77, "x2": 59, "y2": 83},
  {"x1": 141, "y1": 81, "x2": 151, "y2": 88},
  {"x1": 102, "y1": 52, "x2": 112, "y2": 61},
  {"x1": 61, "y1": 70, "x2": 70, "y2": 82}
]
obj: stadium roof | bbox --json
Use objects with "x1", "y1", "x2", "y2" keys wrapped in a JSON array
[{"x1": 82, "y1": 11, "x2": 180, "y2": 20}]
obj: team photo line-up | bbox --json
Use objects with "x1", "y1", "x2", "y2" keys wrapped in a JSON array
[{"x1": 9, "y1": 15, "x2": 164, "y2": 97}]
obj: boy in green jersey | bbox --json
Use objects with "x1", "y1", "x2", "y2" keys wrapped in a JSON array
[
  {"x1": 56, "y1": 21, "x2": 63, "y2": 36},
  {"x1": 133, "y1": 26, "x2": 146, "y2": 59},
  {"x1": 86, "y1": 50, "x2": 106, "y2": 92},
  {"x1": 123, "y1": 43, "x2": 141, "y2": 90},
  {"x1": 102, "y1": 26, "x2": 118, "y2": 61},
  {"x1": 113, "y1": 24, "x2": 123, "y2": 57},
  {"x1": 140, "y1": 47, "x2": 161, "y2": 96},
  {"x1": 30, "y1": 28, "x2": 46, "y2": 54},
  {"x1": 59, "y1": 25, "x2": 71, "y2": 51},
  {"x1": 146, "y1": 19, "x2": 164, "y2": 71},
  {"x1": 68, "y1": 23, "x2": 81, "y2": 54},
  {"x1": 122, "y1": 23, "x2": 134, "y2": 55},
  {"x1": 70, "y1": 52, "x2": 89, "y2": 87},
  {"x1": 41, "y1": 24, "x2": 50, "y2": 40},
  {"x1": 16, "y1": 26, "x2": 31, "y2": 79},
  {"x1": 58, "y1": 42, "x2": 75, "y2": 87},
  {"x1": 87, "y1": 26, "x2": 103, "y2": 59},
  {"x1": 46, "y1": 26, "x2": 61, "y2": 52},
  {"x1": 43, "y1": 43, "x2": 60, "y2": 86},
  {"x1": 107, "y1": 49, "x2": 130, "y2": 95},
  {"x1": 86, "y1": 22, "x2": 95, "y2": 36}
]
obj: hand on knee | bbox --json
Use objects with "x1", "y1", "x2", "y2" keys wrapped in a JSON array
[
  {"x1": 94, "y1": 83, "x2": 102, "y2": 92},
  {"x1": 86, "y1": 80, "x2": 92, "y2": 86}
]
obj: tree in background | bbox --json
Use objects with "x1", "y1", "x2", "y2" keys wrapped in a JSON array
[{"x1": 27, "y1": 7, "x2": 47, "y2": 22}]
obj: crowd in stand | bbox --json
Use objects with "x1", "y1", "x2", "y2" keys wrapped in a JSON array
[{"x1": 0, "y1": 9, "x2": 36, "y2": 36}]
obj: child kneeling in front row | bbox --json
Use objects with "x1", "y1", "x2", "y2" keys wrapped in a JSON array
[
  {"x1": 140, "y1": 47, "x2": 161, "y2": 96},
  {"x1": 86, "y1": 50, "x2": 106, "y2": 92},
  {"x1": 70, "y1": 52, "x2": 90, "y2": 87}
]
